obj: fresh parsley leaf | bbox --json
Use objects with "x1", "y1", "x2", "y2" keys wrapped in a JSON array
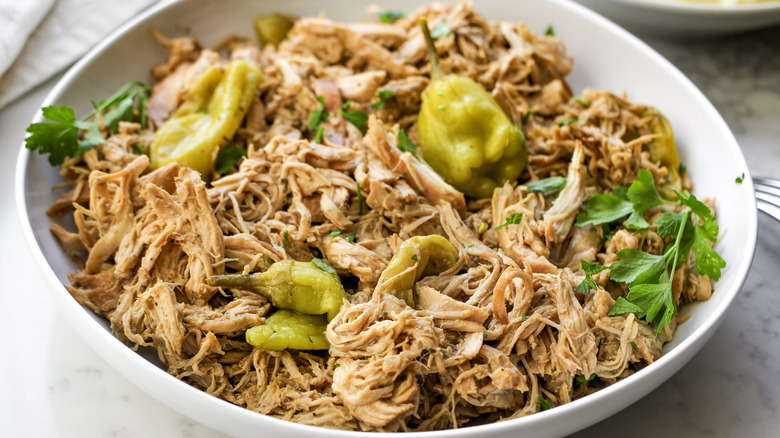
[
  {"x1": 397, "y1": 129, "x2": 418, "y2": 155},
  {"x1": 545, "y1": 25, "x2": 555, "y2": 36},
  {"x1": 344, "y1": 233, "x2": 356, "y2": 243},
  {"x1": 329, "y1": 230, "x2": 343, "y2": 237},
  {"x1": 521, "y1": 313, "x2": 528, "y2": 321},
  {"x1": 339, "y1": 101, "x2": 368, "y2": 134},
  {"x1": 626, "y1": 169, "x2": 664, "y2": 216},
  {"x1": 596, "y1": 172, "x2": 725, "y2": 334},
  {"x1": 378, "y1": 10, "x2": 405, "y2": 23},
  {"x1": 575, "y1": 373, "x2": 596, "y2": 384},
  {"x1": 494, "y1": 212, "x2": 524, "y2": 230},
  {"x1": 630, "y1": 341, "x2": 639, "y2": 349},
  {"x1": 538, "y1": 395, "x2": 552, "y2": 411},
  {"x1": 311, "y1": 258, "x2": 336, "y2": 274},
  {"x1": 576, "y1": 259, "x2": 607, "y2": 295},
  {"x1": 370, "y1": 90, "x2": 394, "y2": 110},
  {"x1": 625, "y1": 270, "x2": 675, "y2": 326},
  {"x1": 411, "y1": 254, "x2": 419, "y2": 262},
  {"x1": 356, "y1": 182, "x2": 364, "y2": 215},
  {"x1": 132, "y1": 143, "x2": 147, "y2": 154},
  {"x1": 283, "y1": 230, "x2": 292, "y2": 248},
  {"x1": 102, "y1": 94, "x2": 136, "y2": 134},
  {"x1": 308, "y1": 95, "x2": 329, "y2": 131},
  {"x1": 608, "y1": 296, "x2": 644, "y2": 316},
  {"x1": 314, "y1": 125, "x2": 325, "y2": 144},
  {"x1": 655, "y1": 212, "x2": 686, "y2": 238},
  {"x1": 735, "y1": 173, "x2": 745, "y2": 184},
  {"x1": 608, "y1": 249, "x2": 666, "y2": 284},
  {"x1": 523, "y1": 109, "x2": 533, "y2": 122},
  {"x1": 679, "y1": 163, "x2": 687, "y2": 174},
  {"x1": 557, "y1": 118, "x2": 580, "y2": 127},
  {"x1": 673, "y1": 188, "x2": 713, "y2": 222},
  {"x1": 25, "y1": 81, "x2": 150, "y2": 166},
  {"x1": 214, "y1": 142, "x2": 246, "y2": 173},
  {"x1": 526, "y1": 176, "x2": 566, "y2": 195},
  {"x1": 516, "y1": 123, "x2": 527, "y2": 147},
  {"x1": 575, "y1": 193, "x2": 634, "y2": 227},
  {"x1": 430, "y1": 21, "x2": 451, "y2": 39},
  {"x1": 574, "y1": 96, "x2": 590, "y2": 106},
  {"x1": 576, "y1": 169, "x2": 664, "y2": 229},
  {"x1": 693, "y1": 226, "x2": 726, "y2": 281},
  {"x1": 263, "y1": 254, "x2": 270, "y2": 267}
]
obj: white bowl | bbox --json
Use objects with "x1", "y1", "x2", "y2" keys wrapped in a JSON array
[
  {"x1": 574, "y1": 0, "x2": 780, "y2": 36},
  {"x1": 15, "y1": 0, "x2": 757, "y2": 437}
]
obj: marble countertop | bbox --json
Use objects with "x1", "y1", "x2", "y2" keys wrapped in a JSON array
[{"x1": 1, "y1": 17, "x2": 779, "y2": 438}]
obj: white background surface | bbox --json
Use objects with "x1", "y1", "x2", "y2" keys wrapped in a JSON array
[{"x1": 1, "y1": 16, "x2": 779, "y2": 438}]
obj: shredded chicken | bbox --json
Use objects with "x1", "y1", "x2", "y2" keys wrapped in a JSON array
[{"x1": 48, "y1": 1, "x2": 712, "y2": 432}]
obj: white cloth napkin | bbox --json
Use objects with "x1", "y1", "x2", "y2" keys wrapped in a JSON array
[{"x1": 0, "y1": 0, "x2": 159, "y2": 110}]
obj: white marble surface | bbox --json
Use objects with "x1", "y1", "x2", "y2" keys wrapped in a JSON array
[{"x1": 1, "y1": 18, "x2": 779, "y2": 438}]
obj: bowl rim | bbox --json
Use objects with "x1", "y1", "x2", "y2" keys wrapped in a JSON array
[
  {"x1": 607, "y1": 0, "x2": 780, "y2": 14},
  {"x1": 14, "y1": 0, "x2": 758, "y2": 436}
]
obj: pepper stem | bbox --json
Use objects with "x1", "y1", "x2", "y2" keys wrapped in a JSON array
[{"x1": 419, "y1": 17, "x2": 445, "y2": 80}]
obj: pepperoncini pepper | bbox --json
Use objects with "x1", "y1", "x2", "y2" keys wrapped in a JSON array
[
  {"x1": 245, "y1": 310, "x2": 329, "y2": 350},
  {"x1": 644, "y1": 107, "x2": 682, "y2": 200},
  {"x1": 416, "y1": 18, "x2": 528, "y2": 199},
  {"x1": 376, "y1": 235, "x2": 458, "y2": 307},
  {"x1": 253, "y1": 13, "x2": 295, "y2": 48},
  {"x1": 207, "y1": 259, "x2": 346, "y2": 321},
  {"x1": 149, "y1": 59, "x2": 262, "y2": 178}
]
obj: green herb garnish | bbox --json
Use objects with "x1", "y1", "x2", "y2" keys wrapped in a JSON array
[
  {"x1": 538, "y1": 395, "x2": 552, "y2": 411},
  {"x1": 576, "y1": 259, "x2": 607, "y2": 295},
  {"x1": 494, "y1": 212, "x2": 524, "y2": 230},
  {"x1": 557, "y1": 118, "x2": 581, "y2": 127},
  {"x1": 283, "y1": 230, "x2": 292, "y2": 248},
  {"x1": 735, "y1": 173, "x2": 745, "y2": 184},
  {"x1": 308, "y1": 95, "x2": 329, "y2": 133},
  {"x1": 526, "y1": 176, "x2": 566, "y2": 195},
  {"x1": 214, "y1": 141, "x2": 246, "y2": 173},
  {"x1": 339, "y1": 101, "x2": 368, "y2": 134},
  {"x1": 573, "y1": 96, "x2": 590, "y2": 106},
  {"x1": 575, "y1": 373, "x2": 595, "y2": 384},
  {"x1": 378, "y1": 10, "x2": 405, "y2": 24},
  {"x1": 545, "y1": 25, "x2": 555, "y2": 36},
  {"x1": 575, "y1": 169, "x2": 663, "y2": 230},
  {"x1": 397, "y1": 129, "x2": 418, "y2": 155},
  {"x1": 314, "y1": 125, "x2": 325, "y2": 144},
  {"x1": 25, "y1": 81, "x2": 150, "y2": 165},
  {"x1": 356, "y1": 182, "x2": 364, "y2": 215},
  {"x1": 430, "y1": 21, "x2": 451, "y2": 38},
  {"x1": 371, "y1": 90, "x2": 394, "y2": 111},
  {"x1": 606, "y1": 185, "x2": 725, "y2": 333},
  {"x1": 516, "y1": 123, "x2": 527, "y2": 147},
  {"x1": 311, "y1": 258, "x2": 336, "y2": 274}
]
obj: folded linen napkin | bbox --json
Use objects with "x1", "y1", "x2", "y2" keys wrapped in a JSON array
[{"x1": 0, "y1": 0, "x2": 159, "y2": 110}]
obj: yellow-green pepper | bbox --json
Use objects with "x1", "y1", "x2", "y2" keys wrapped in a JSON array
[
  {"x1": 644, "y1": 108, "x2": 682, "y2": 200},
  {"x1": 416, "y1": 18, "x2": 527, "y2": 199},
  {"x1": 207, "y1": 259, "x2": 346, "y2": 321},
  {"x1": 377, "y1": 235, "x2": 458, "y2": 307},
  {"x1": 149, "y1": 59, "x2": 262, "y2": 177},
  {"x1": 245, "y1": 310, "x2": 329, "y2": 350},
  {"x1": 253, "y1": 13, "x2": 295, "y2": 48}
]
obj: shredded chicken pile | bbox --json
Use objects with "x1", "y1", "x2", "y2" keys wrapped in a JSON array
[{"x1": 48, "y1": 2, "x2": 714, "y2": 431}]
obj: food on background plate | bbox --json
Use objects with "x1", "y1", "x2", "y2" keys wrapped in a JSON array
[{"x1": 26, "y1": 1, "x2": 725, "y2": 431}]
